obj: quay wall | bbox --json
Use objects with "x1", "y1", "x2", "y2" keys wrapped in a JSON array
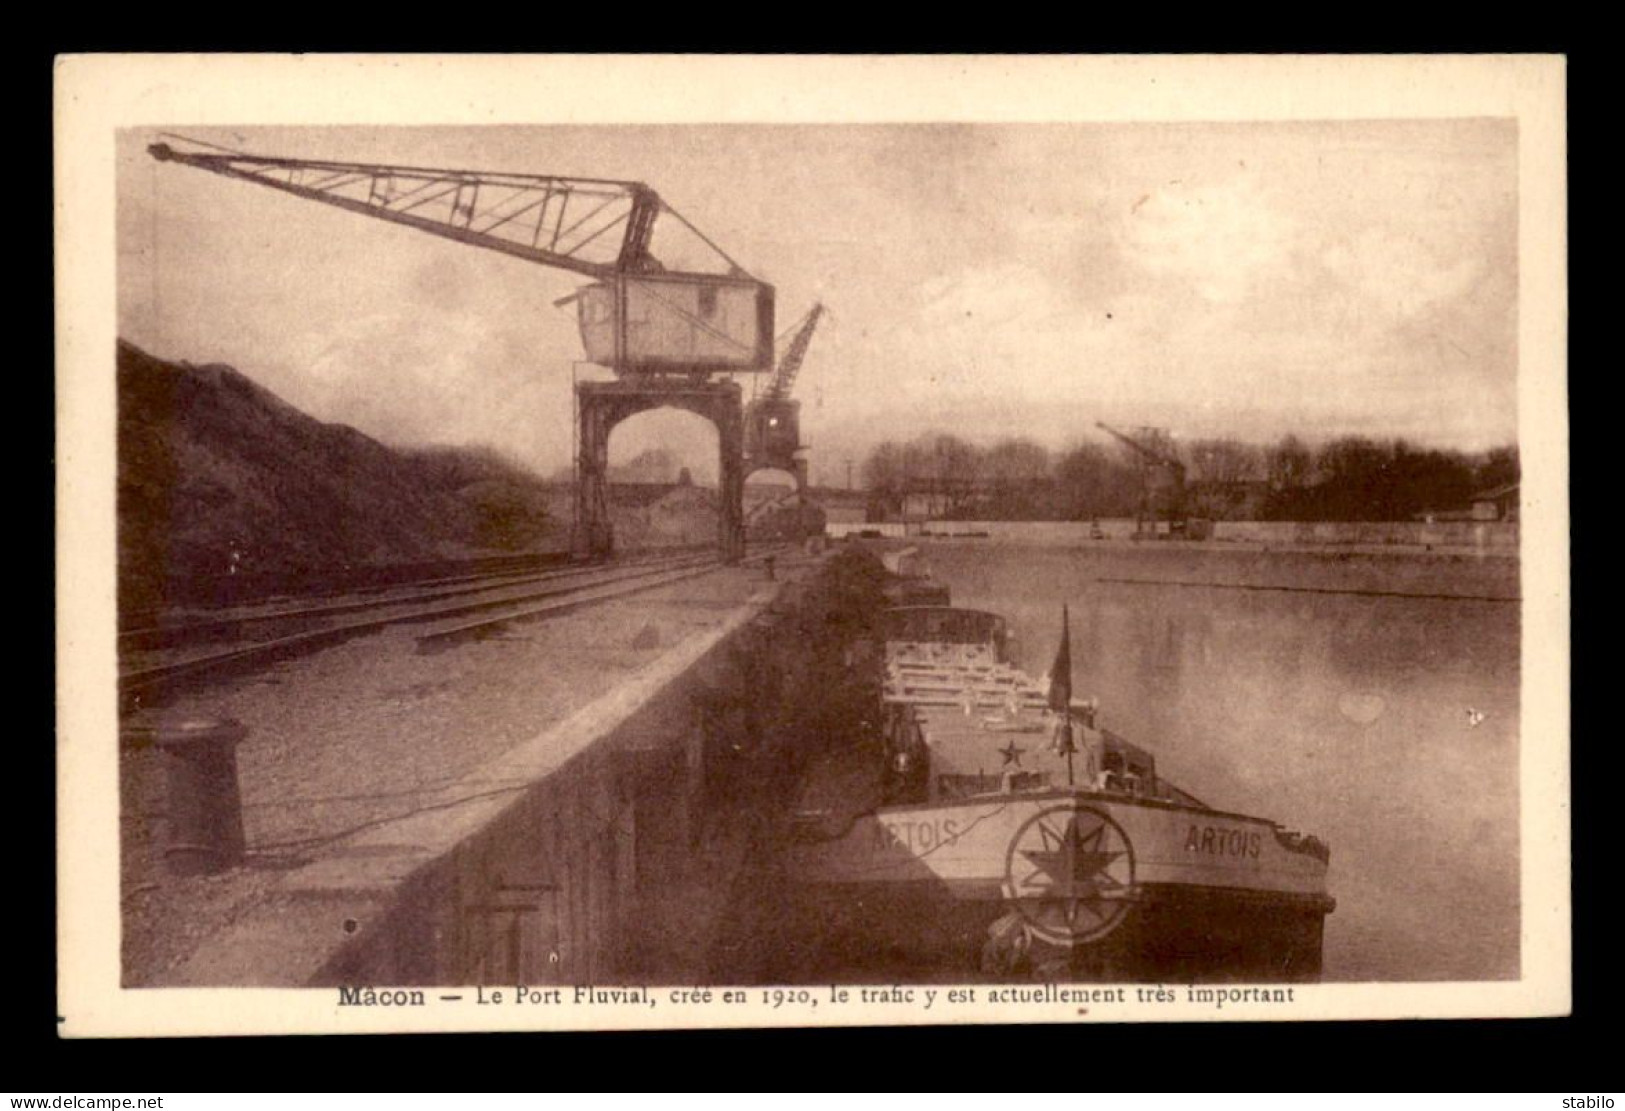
[{"x1": 169, "y1": 553, "x2": 889, "y2": 988}]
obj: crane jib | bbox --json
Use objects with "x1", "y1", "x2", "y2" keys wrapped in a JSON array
[
  {"x1": 766, "y1": 303, "x2": 825, "y2": 401},
  {"x1": 150, "y1": 143, "x2": 641, "y2": 280},
  {"x1": 147, "y1": 141, "x2": 777, "y2": 376},
  {"x1": 147, "y1": 142, "x2": 650, "y2": 194}
]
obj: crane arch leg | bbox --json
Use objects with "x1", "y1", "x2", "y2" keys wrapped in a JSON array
[{"x1": 574, "y1": 379, "x2": 745, "y2": 564}]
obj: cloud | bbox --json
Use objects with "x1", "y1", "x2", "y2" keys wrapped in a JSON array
[
  {"x1": 1117, "y1": 173, "x2": 1295, "y2": 303},
  {"x1": 291, "y1": 306, "x2": 564, "y2": 463},
  {"x1": 894, "y1": 263, "x2": 1121, "y2": 400},
  {"x1": 1319, "y1": 226, "x2": 1482, "y2": 322},
  {"x1": 916, "y1": 262, "x2": 1072, "y2": 332}
]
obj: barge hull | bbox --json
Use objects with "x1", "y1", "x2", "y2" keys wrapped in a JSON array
[{"x1": 787, "y1": 880, "x2": 1329, "y2": 983}]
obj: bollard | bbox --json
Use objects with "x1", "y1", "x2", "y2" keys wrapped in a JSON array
[
  {"x1": 765, "y1": 555, "x2": 776, "y2": 581},
  {"x1": 129, "y1": 716, "x2": 248, "y2": 876}
]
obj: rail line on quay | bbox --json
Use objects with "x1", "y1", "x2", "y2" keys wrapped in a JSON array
[
  {"x1": 119, "y1": 544, "x2": 789, "y2": 706},
  {"x1": 413, "y1": 559, "x2": 747, "y2": 649},
  {"x1": 116, "y1": 550, "x2": 585, "y2": 628},
  {"x1": 119, "y1": 545, "x2": 714, "y2": 652}
]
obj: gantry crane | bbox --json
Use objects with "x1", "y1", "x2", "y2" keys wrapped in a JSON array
[
  {"x1": 148, "y1": 137, "x2": 776, "y2": 560},
  {"x1": 1096, "y1": 421, "x2": 1189, "y2": 538},
  {"x1": 744, "y1": 302, "x2": 824, "y2": 496}
]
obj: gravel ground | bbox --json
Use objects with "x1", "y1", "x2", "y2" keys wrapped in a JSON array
[{"x1": 120, "y1": 560, "x2": 794, "y2": 986}]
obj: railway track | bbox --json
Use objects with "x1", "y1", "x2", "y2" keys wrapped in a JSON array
[
  {"x1": 119, "y1": 546, "x2": 709, "y2": 652},
  {"x1": 117, "y1": 550, "x2": 582, "y2": 629},
  {"x1": 120, "y1": 545, "x2": 788, "y2": 706}
]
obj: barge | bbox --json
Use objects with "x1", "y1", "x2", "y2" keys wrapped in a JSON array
[{"x1": 789, "y1": 601, "x2": 1334, "y2": 981}]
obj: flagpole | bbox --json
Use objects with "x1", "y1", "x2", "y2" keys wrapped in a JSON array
[
  {"x1": 1048, "y1": 603, "x2": 1078, "y2": 788},
  {"x1": 1063, "y1": 603, "x2": 1075, "y2": 788},
  {"x1": 1062, "y1": 715, "x2": 1076, "y2": 788}
]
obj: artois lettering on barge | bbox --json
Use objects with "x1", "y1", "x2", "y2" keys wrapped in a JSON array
[{"x1": 788, "y1": 596, "x2": 1335, "y2": 982}]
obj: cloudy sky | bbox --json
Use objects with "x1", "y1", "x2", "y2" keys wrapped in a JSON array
[{"x1": 117, "y1": 120, "x2": 1517, "y2": 486}]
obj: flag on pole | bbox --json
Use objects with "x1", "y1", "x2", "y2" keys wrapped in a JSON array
[
  {"x1": 1047, "y1": 604, "x2": 1072, "y2": 713},
  {"x1": 1049, "y1": 604, "x2": 1078, "y2": 778}
]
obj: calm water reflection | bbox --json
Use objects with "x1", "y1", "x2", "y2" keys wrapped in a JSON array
[{"x1": 921, "y1": 543, "x2": 1521, "y2": 982}]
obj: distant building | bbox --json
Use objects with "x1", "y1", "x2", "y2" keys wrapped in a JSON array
[
  {"x1": 1472, "y1": 482, "x2": 1519, "y2": 522},
  {"x1": 794, "y1": 486, "x2": 868, "y2": 527},
  {"x1": 1415, "y1": 481, "x2": 1520, "y2": 524},
  {"x1": 1414, "y1": 507, "x2": 1477, "y2": 523},
  {"x1": 902, "y1": 491, "x2": 941, "y2": 520},
  {"x1": 902, "y1": 490, "x2": 962, "y2": 520}
]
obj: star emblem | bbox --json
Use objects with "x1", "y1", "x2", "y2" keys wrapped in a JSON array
[
  {"x1": 1003, "y1": 806, "x2": 1134, "y2": 945},
  {"x1": 1020, "y1": 816, "x2": 1123, "y2": 906},
  {"x1": 998, "y1": 741, "x2": 1025, "y2": 767}
]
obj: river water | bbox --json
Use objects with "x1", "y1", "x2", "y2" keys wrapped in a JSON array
[{"x1": 917, "y1": 541, "x2": 1521, "y2": 982}]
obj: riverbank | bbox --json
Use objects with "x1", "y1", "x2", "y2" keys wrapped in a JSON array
[
  {"x1": 881, "y1": 535, "x2": 1520, "y2": 602},
  {"x1": 829, "y1": 517, "x2": 1518, "y2": 558}
]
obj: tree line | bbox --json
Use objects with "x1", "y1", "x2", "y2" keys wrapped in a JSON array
[{"x1": 860, "y1": 432, "x2": 1519, "y2": 523}]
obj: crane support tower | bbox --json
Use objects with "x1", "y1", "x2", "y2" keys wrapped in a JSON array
[
  {"x1": 148, "y1": 139, "x2": 777, "y2": 562},
  {"x1": 744, "y1": 302, "x2": 825, "y2": 497},
  {"x1": 1096, "y1": 421, "x2": 1189, "y2": 539}
]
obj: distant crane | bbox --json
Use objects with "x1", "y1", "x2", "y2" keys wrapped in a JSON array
[
  {"x1": 147, "y1": 136, "x2": 777, "y2": 560},
  {"x1": 1095, "y1": 421, "x2": 1191, "y2": 539},
  {"x1": 745, "y1": 302, "x2": 825, "y2": 498}
]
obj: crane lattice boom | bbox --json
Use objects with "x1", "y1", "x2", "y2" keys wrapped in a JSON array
[
  {"x1": 1096, "y1": 421, "x2": 1185, "y2": 477},
  {"x1": 766, "y1": 303, "x2": 825, "y2": 400},
  {"x1": 148, "y1": 142, "x2": 689, "y2": 279}
]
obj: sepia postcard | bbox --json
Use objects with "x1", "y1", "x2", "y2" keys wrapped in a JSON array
[{"x1": 55, "y1": 53, "x2": 1570, "y2": 1036}]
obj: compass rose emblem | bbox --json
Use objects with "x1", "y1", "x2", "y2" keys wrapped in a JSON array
[{"x1": 1002, "y1": 805, "x2": 1135, "y2": 945}]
